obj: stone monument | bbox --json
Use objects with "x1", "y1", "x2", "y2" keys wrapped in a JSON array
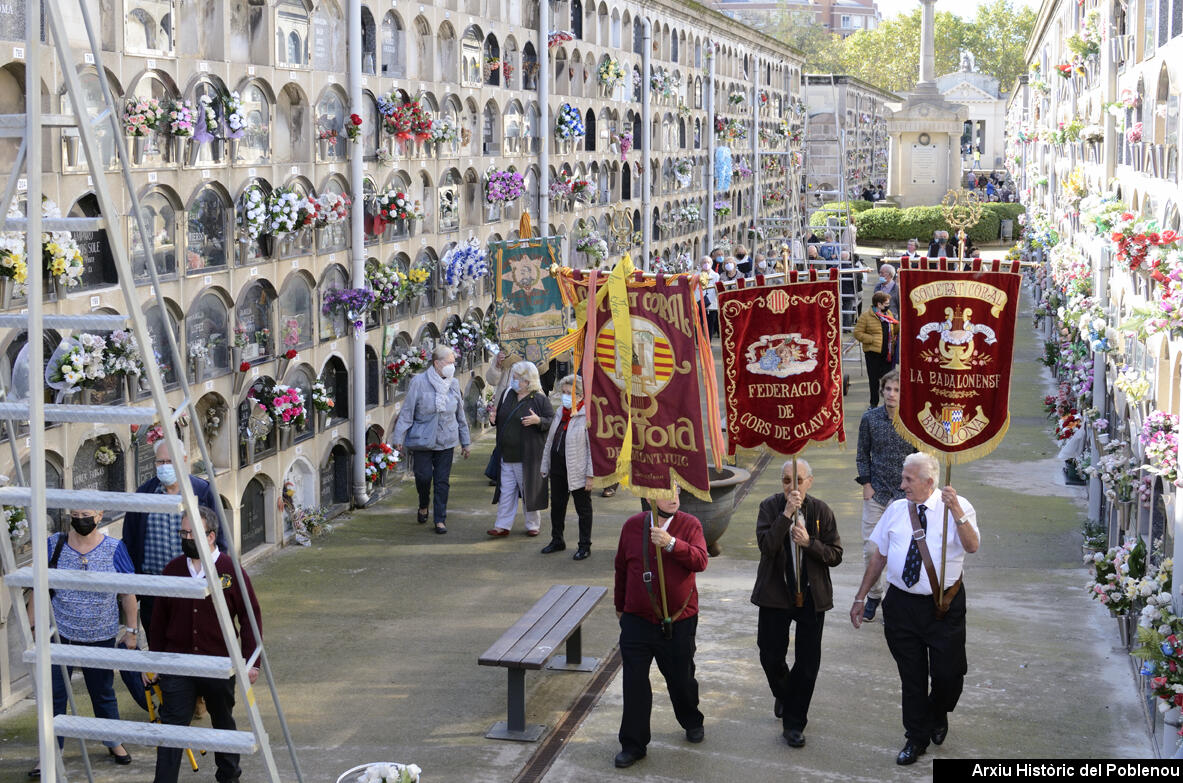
[{"x1": 885, "y1": 0, "x2": 968, "y2": 207}]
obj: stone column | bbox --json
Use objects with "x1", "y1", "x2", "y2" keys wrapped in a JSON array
[{"x1": 919, "y1": 0, "x2": 936, "y2": 85}]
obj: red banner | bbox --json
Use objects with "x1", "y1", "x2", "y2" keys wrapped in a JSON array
[
  {"x1": 557, "y1": 270, "x2": 712, "y2": 501},
  {"x1": 718, "y1": 273, "x2": 845, "y2": 455},
  {"x1": 896, "y1": 261, "x2": 1021, "y2": 463}
]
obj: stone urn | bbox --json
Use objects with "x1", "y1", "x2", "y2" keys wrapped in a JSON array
[{"x1": 676, "y1": 465, "x2": 751, "y2": 557}]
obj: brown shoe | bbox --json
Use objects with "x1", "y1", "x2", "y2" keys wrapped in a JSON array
[
  {"x1": 525, "y1": 530, "x2": 540, "y2": 537},
  {"x1": 486, "y1": 528, "x2": 510, "y2": 537}
]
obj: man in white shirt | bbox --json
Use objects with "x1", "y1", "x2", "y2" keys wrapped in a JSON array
[
  {"x1": 696, "y1": 256, "x2": 720, "y2": 338},
  {"x1": 849, "y1": 452, "x2": 980, "y2": 766}
]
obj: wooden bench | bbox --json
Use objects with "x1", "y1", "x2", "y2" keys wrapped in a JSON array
[{"x1": 478, "y1": 583, "x2": 608, "y2": 741}]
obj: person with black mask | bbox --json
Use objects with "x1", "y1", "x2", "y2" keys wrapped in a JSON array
[
  {"x1": 150, "y1": 506, "x2": 262, "y2": 783},
  {"x1": 733, "y1": 244, "x2": 753, "y2": 276},
  {"x1": 26, "y1": 508, "x2": 137, "y2": 775}
]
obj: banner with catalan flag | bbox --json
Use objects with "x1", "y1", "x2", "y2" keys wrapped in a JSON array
[
  {"x1": 718, "y1": 270, "x2": 845, "y2": 456},
  {"x1": 895, "y1": 259, "x2": 1021, "y2": 464},
  {"x1": 550, "y1": 258, "x2": 719, "y2": 502}
]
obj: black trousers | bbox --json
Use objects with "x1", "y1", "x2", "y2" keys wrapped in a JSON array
[
  {"x1": 154, "y1": 674, "x2": 241, "y2": 783},
  {"x1": 756, "y1": 594, "x2": 825, "y2": 732},
  {"x1": 411, "y1": 448, "x2": 454, "y2": 524},
  {"x1": 865, "y1": 350, "x2": 891, "y2": 407},
  {"x1": 549, "y1": 466, "x2": 593, "y2": 549},
  {"x1": 882, "y1": 584, "x2": 968, "y2": 745},
  {"x1": 618, "y1": 612, "x2": 703, "y2": 755}
]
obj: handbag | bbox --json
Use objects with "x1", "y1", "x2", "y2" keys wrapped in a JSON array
[{"x1": 484, "y1": 446, "x2": 501, "y2": 482}]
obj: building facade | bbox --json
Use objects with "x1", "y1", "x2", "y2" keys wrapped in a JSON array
[
  {"x1": 803, "y1": 74, "x2": 895, "y2": 201},
  {"x1": 1008, "y1": 0, "x2": 1182, "y2": 756},
  {"x1": 0, "y1": 0, "x2": 805, "y2": 708},
  {"x1": 713, "y1": 0, "x2": 880, "y2": 37}
]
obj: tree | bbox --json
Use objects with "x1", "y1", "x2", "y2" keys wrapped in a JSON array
[
  {"x1": 961, "y1": 0, "x2": 1039, "y2": 94},
  {"x1": 763, "y1": 10, "x2": 845, "y2": 75},
  {"x1": 835, "y1": 8, "x2": 969, "y2": 94}
]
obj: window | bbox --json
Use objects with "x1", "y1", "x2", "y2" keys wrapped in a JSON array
[
  {"x1": 125, "y1": 0, "x2": 175, "y2": 55},
  {"x1": 229, "y1": 0, "x2": 267, "y2": 64},
  {"x1": 237, "y1": 82, "x2": 271, "y2": 165},
  {"x1": 236, "y1": 180, "x2": 270, "y2": 265},
  {"x1": 177, "y1": 0, "x2": 222, "y2": 60},
  {"x1": 144, "y1": 303, "x2": 181, "y2": 388},
  {"x1": 62, "y1": 70, "x2": 118, "y2": 172},
  {"x1": 381, "y1": 12, "x2": 406, "y2": 78},
  {"x1": 278, "y1": 273, "x2": 315, "y2": 351},
  {"x1": 439, "y1": 170, "x2": 460, "y2": 232},
  {"x1": 318, "y1": 178, "x2": 350, "y2": 253},
  {"x1": 275, "y1": 0, "x2": 310, "y2": 66},
  {"x1": 310, "y1": 0, "x2": 345, "y2": 72},
  {"x1": 319, "y1": 265, "x2": 349, "y2": 340},
  {"x1": 278, "y1": 179, "x2": 314, "y2": 258},
  {"x1": 277, "y1": 84, "x2": 310, "y2": 164},
  {"x1": 361, "y1": 6, "x2": 377, "y2": 74},
  {"x1": 186, "y1": 184, "x2": 229, "y2": 272},
  {"x1": 522, "y1": 42, "x2": 539, "y2": 90},
  {"x1": 461, "y1": 26, "x2": 483, "y2": 87},
  {"x1": 186, "y1": 291, "x2": 231, "y2": 380},
  {"x1": 131, "y1": 188, "x2": 179, "y2": 280},
  {"x1": 315, "y1": 88, "x2": 347, "y2": 162},
  {"x1": 191, "y1": 79, "x2": 227, "y2": 167},
  {"x1": 236, "y1": 281, "x2": 275, "y2": 363}
]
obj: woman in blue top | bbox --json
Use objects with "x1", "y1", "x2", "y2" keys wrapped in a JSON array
[{"x1": 28, "y1": 508, "x2": 137, "y2": 775}]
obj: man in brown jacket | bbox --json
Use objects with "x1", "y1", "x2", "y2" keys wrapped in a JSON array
[{"x1": 751, "y1": 459, "x2": 842, "y2": 749}]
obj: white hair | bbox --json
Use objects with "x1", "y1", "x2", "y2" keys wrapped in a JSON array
[
  {"x1": 511, "y1": 360, "x2": 542, "y2": 395},
  {"x1": 781, "y1": 458, "x2": 812, "y2": 478},
  {"x1": 432, "y1": 345, "x2": 455, "y2": 363},
  {"x1": 154, "y1": 438, "x2": 187, "y2": 459},
  {"x1": 903, "y1": 452, "x2": 940, "y2": 482},
  {"x1": 878, "y1": 264, "x2": 896, "y2": 278}
]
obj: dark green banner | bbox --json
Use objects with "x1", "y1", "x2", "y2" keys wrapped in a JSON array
[{"x1": 492, "y1": 237, "x2": 565, "y2": 365}]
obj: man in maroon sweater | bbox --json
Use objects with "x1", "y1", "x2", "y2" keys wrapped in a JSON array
[
  {"x1": 150, "y1": 507, "x2": 261, "y2": 783},
  {"x1": 613, "y1": 490, "x2": 709, "y2": 769}
]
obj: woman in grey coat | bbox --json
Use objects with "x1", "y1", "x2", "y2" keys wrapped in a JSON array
[
  {"x1": 540, "y1": 374, "x2": 595, "y2": 560},
  {"x1": 393, "y1": 346, "x2": 472, "y2": 534}
]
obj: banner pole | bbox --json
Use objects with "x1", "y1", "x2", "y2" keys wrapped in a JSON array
[
  {"x1": 938, "y1": 458, "x2": 951, "y2": 608},
  {"x1": 792, "y1": 453, "x2": 804, "y2": 608}
]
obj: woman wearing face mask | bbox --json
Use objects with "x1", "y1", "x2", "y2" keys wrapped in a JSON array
[
  {"x1": 853, "y1": 291, "x2": 899, "y2": 408},
  {"x1": 721, "y1": 257, "x2": 741, "y2": 283},
  {"x1": 539, "y1": 375, "x2": 594, "y2": 559},
  {"x1": 393, "y1": 346, "x2": 473, "y2": 534},
  {"x1": 27, "y1": 509, "x2": 136, "y2": 775},
  {"x1": 696, "y1": 256, "x2": 721, "y2": 338},
  {"x1": 489, "y1": 361, "x2": 554, "y2": 537}
]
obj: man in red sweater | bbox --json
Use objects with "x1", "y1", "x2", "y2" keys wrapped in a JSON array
[
  {"x1": 613, "y1": 490, "x2": 709, "y2": 769},
  {"x1": 150, "y1": 507, "x2": 261, "y2": 783}
]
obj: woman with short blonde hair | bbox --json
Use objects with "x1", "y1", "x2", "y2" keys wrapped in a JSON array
[{"x1": 489, "y1": 360, "x2": 554, "y2": 536}]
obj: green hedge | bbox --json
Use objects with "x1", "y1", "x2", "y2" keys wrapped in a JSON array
[
  {"x1": 807, "y1": 200, "x2": 874, "y2": 229},
  {"x1": 852, "y1": 202, "x2": 1025, "y2": 243}
]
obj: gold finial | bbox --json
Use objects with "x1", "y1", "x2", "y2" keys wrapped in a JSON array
[{"x1": 940, "y1": 189, "x2": 984, "y2": 263}]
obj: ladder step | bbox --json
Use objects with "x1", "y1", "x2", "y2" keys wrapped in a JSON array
[
  {"x1": 0, "y1": 313, "x2": 129, "y2": 330},
  {"x1": 4, "y1": 566, "x2": 210, "y2": 599},
  {"x1": 0, "y1": 487, "x2": 182, "y2": 513},
  {"x1": 26, "y1": 644, "x2": 233, "y2": 679},
  {"x1": 0, "y1": 113, "x2": 81, "y2": 130},
  {"x1": 0, "y1": 401, "x2": 158, "y2": 424},
  {"x1": 5, "y1": 217, "x2": 107, "y2": 232},
  {"x1": 54, "y1": 715, "x2": 259, "y2": 754}
]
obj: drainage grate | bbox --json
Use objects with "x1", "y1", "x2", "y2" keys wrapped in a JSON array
[{"x1": 511, "y1": 647, "x2": 623, "y2": 783}]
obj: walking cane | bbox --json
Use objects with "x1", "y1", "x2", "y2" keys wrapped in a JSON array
[{"x1": 791, "y1": 454, "x2": 804, "y2": 608}]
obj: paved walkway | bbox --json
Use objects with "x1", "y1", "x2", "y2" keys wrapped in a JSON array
[{"x1": 0, "y1": 283, "x2": 1150, "y2": 781}]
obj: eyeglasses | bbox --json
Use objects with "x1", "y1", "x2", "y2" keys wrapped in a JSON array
[
  {"x1": 155, "y1": 459, "x2": 173, "y2": 466},
  {"x1": 178, "y1": 530, "x2": 195, "y2": 539}
]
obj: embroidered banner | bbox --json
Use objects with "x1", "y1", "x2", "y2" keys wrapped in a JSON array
[
  {"x1": 554, "y1": 267, "x2": 712, "y2": 501},
  {"x1": 491, "y1": 237, "x2": 564, "y2": 365},
  {"x1": 895, "y1": 261, "x2": 1022, "y2": 463},
  {"x1": 718, "y1": 272, "x2": 845, "y2": 455}
]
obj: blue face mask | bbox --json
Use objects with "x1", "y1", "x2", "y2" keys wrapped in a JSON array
[
  {"x1": 878, "y1": 276, "x2": 887, "y2": 284},
  {"x1": 156, "y1": 463, "x2": 178, "y2": 486},
  {"x1": 510, "y1": 378, "x2": 522, "y2": 392}
]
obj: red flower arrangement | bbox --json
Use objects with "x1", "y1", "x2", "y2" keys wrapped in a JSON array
[
  {"x1": 345, "y1": 113, "x2": 363, "y2": 141},
  {"x1": 284, "y1": 349, "x2": 298, "y2": 360},
  {"x1": 239, "y1": 361, "x2": 251, "y2": 372},
  {"x1": 384, "y1": 101, "x2": 432, "y2": 141}
]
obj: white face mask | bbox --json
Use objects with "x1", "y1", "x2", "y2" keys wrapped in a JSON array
[
  {"x1": 701, "y1": 262, "x2": 712, "y2": 271},
  {"x1": 561, "y1": 393, "x2": 573, "y2": 409},
  {"x1": 757, "y1": 261, "x2": 767, "y2": 272},
  {"x1": 437, "y1": 362, "x2": 455, "y2": 380},
  {"x1": 725, "y1": 263, "x2": 736, "y2": 273}
]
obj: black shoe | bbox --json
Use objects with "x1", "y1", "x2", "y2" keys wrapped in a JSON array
[
  {"x1": 108, "y1": 747, "x2": 132, "y2": 765},
  {"x1": 573, "y1": 548, "x2": 590, "y2": 560},
  {"x1": 685, "y1": 726, "x2": 704, "y2": 743},
  {"x1": 27, "y1": 767, "x2": 39, "y2": 779},
  {"x1": 541, "y1": 541, "x2": 566, "y2": 554},
  {"x1": 614, "y1": 749, "x2": 645, "y2": 768},
  {"x1": 931, "y1": 717, "x2": 948, "y2": 746},
  {"x1": 783, "y1": 728, "x2": 805, "y2": 747},
  {"x1": 896, "y1": 740, "x2": 927, "y2": 765},
  {"x1": 773, "y1": 697, "x2": 783, "y2": 718},
  {"x1": 416, "y1": 509, "x2": 428, "y2": 524},
  {"x1": 434, "y1": 522, "x2": 448, "y2": 535},
  {"x1": 862, "y1": 597, "x2": 881, "y2": 622}
]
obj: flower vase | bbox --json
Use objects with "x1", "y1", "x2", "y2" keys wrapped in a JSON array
[
  {"x1": 0, "y1": 277, "x2": 11, "y2": 309},
  {"x1": 411, "y1": 295, "x2": 423, "y2": 315},
  {"x1": 383, "y1": 303, "x2": 395, "y2": 323},
  {"x1": 80, "y1": 388, "x2": 93, "y2": 405},
  {"x1": 318, "y1": 138, "x2": 332, "y2": 160},
  {"x1": 50, "y1": 276, "x2": 63, "y2": 300},
  {"x1": 130, "y1": 136, "x2": 145, "y2": 166},
  {"x1": 277, "y1": 355, "x2": 292, "y2": 380},
  {"x1": 1116, "y1": 612, "x2": 1136, "y2": 648},
  {"x1": 124, "y1": 374, "x2": 140, "y2": 400},
  {"x1": 233, "y1": 370, "x2": 247, "y2": 396},
  {"x1": 227, "y1": 138, "x2": 240, "y2": 164},
  {"x1": 185, "y1": 138, "x2": 200, "y2": 167},
  {"x1": 261, "y1": 234, "x2": 276, "y2": 258},
  {"x1": 63, "y1": 134, "x2": 80, "y2": 167},
  {"x1": 190, "y1": 356, "x2": 206, "y2": 382},
  {"x1": 246, "y1": 438, "x2": 257, "y2": 464},
  {"x1": 278, "y1": 426, "x2": 293, "y2": 450},
  {"x1": 385, "y1": 382, "x2": 396, "y2": 403},
  {"x1": 316, "y1": 409, "x2": 327, "y2": 431}
]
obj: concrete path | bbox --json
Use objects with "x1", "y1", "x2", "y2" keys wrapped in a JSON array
[{"x1": 0, "y1": 283, "x2": 1149, "y2": 782}]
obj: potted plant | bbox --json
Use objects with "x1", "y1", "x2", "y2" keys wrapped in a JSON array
[{"x1": 674, "y1": 466, "x2": 752, "y2": 557}]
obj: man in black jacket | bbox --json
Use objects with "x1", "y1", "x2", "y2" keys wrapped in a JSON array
[{"x1": 751, "y1": 459, "x2": 843, "y2": 748}]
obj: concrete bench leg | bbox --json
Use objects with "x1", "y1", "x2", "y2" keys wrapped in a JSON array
[
  {"x1": 485, "y1": 668, "x2": 545, "y2": 742},
  {"x1": 546, "y1": 626, "x2": 600, "y2": 673}
]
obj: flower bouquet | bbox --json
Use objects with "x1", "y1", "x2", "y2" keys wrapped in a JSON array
[
  {"x1": 318, "y1": 128, "x2": 339, "y2": 143},
  {"x1": 429, "y1": 116, "x2": 459, "y2": 146},
  {"x1": 397, "y1": 268, "x2": 431, "y2": 302},
  {"x1": 385, "y1": 346, "x2": 431, "y2": 385},
  {"x1": 5, "y1": 505, "x2": 27, "y2": 544},
  {"x1": 442, "y1": 239, "x2": 489, "y2": 287},
  {"x1": 368, "y1": 442, "x2": 400, "y2": 474},
  {"x1": 1087, "y1": 538, "x2": 1146, "y2": 616},
  {"x1": 376, "y1": 189, "x2": 422, "y2": 223},
  {"x1": 196, "y1": 94, "x2": 219, "y2": 142},
  {"x1": 322, "y1": 287, "x2": 377, "y2": 334},
  {"x1": 728, "y1": 93, "x2": 745, "y2": 107},
  {"x1": 555, "y1": 103, "x2": 585, "y2": 141},
  {"x1": 311, "y1": 381, "x2": 335, "y2": 414},
  {"x1": 105, "y1": 329, "x2": 144, "y2": 382},
  {"x1": 570, "y1": 178, "x2": 594, "y2": 204},
  {"x1": 486, "y1": 170, "x2": 525, "y2": 205},
  {"x1": 250, "y1": 380, "x2": 307, "y2": 429},
  {"x1": 575, "y1": 230, "x2": 608, "y2": 262},
  {"x1": 48, "y1": 333, "x2": 107, "y2": 390},
  {"x1": 313, "y1": 192, "x2": 351, "y2": 228},
  {"x1": 345, "y1": 113, "x2": 363, "y2": 142},
  {"x1": 223, "y1": 92, "x2": 246, "y2": 139},
  {"x1": 266, "y1": 187, "x2": 303, "y2": 237},
  {"x1": 672, "y1": 158, "x2": 692, "y2": 188},
  {"x1": 95, "y1": 445, "x2": 118, "y2": 466},
  {"x1": 290, "y1": 505, "x2": 330, "y2": 545},
  {"x1": 713, "y1": 199, "x2": 732, "y2": 219},
  {"x1": 1141, "y1": 411, "x2": 1179, "y2": 485},
  {"x1": 165, "y1": 99, "x2": 196, "y2": 137},
  {"x1": 239, "y1": 184, "x2": 267, "y2": 242},
  {"x1": 619, "y1": 131, "x2": 632, "y2": 161},
  {"x1": 42, "y1": 202, "x2": 84, "y2": 291},
  {"x1": 443, "y1": 318, "x2": 482, "y2": 359},
  {"x1": 547, "y1": 30, "x2": 574, "y2": 49},
  {"x1": 368, "y1": 262, "x2": 402, "y2": 306},
  {"x1": 1126, "y1": 122, "x2": 1144, "y2": 144},
  {"x1": 0, "y1": 234, "x2": 27, "y2": 293},
  {"x1": 1086, "y1": 439, "x2": 1140, "y2": 502},
  {"x1": 123, "y1": 97, "x2": 165, "y2": 137},
  {"x1": 598, "y1": 58, "x2": 625, "y2": 89}
]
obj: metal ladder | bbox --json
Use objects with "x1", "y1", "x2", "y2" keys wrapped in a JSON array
[{"x1": 0, "y1": 0, "x2": 302, "y2": 780}]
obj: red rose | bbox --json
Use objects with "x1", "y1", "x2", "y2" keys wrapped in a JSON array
[
  {"x1": 285, "y1": 349, "x2": 298, "y2": 360},
  {"x1": 350, "y1": 113, "x2": 362, "y2": 126},
  {"x1": 239, "y1": 361, "x2": 251, "y2": 372}
]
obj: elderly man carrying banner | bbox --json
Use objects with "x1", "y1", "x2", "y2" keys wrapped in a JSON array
[{"x1": 849, "y1": 452, "x2": 979, "y2": 766}]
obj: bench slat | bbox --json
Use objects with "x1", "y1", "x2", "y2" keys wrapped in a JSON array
[
  {"x1": 478, "y1": 585, "x2": 572, "y2": 666},
  {"x1": 499, "y1": 586, "x2": 589, "y2": 668},
  {"x1": 521, "y1": 586, "x2": 607, "y2": 668}
]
